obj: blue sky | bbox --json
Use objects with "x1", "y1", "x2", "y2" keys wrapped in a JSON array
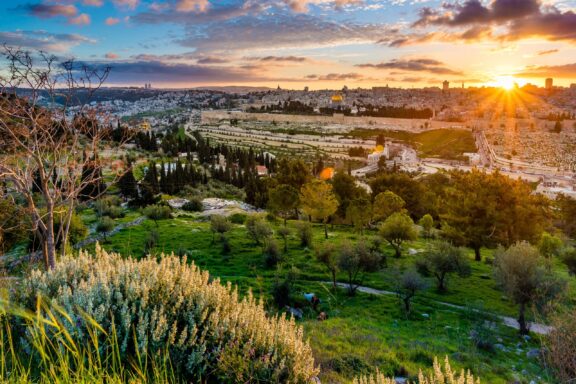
[{"x1": 2, "y1": 0, "x2": 576, "y2": 88}]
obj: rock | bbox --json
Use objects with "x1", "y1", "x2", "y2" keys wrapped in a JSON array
[
  {"x1": 523, "y1": 335, "x2": 531, "y2": 342},
  {"x1": 395, "y1": 377, "x2": 408, "y2": 384},
  {"x1": 421, "y1": 313, "x2": 430, "y2": 319},
  {"x1": 526, "y1": 348, "x2": 540, "y2": 359},
  {"x1": 494, "y1": 343, "x2": 506, "y2": 351}
]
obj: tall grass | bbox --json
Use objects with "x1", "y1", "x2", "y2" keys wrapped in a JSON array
[{"x1": 0, "y1": 297, "x2": 177, "y2": 383}]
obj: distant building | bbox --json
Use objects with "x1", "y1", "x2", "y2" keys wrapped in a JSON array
[
  {"x1": 442, "y1": 80, "x2": 449, "y2": 91},
  {"x1": 304, "y1": 86, "x2": 309, "y2": 92},
  {"x1": 256, "y1": 165, "x2": 268, "y2": 177},
  {"x1": 570, "y1": 83, "x2": 576, "y2": 90},
  {"x1": 545, "y1": 78, "x2": 553, "y2": 91},
  {"x1": 330, "y1": 93, "x2": 343, "y2": 109}
]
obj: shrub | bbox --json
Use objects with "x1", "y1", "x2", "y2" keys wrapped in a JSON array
[
  {"x1": 353, "y1": 356, "x2": 479, "y2": 384},
  {"x1": 546, "y1": 307, "x2": 576, "y2": 382},
  {"x1": 210, "y1": 214, "x2": 232, "y2": 244},
  {"x1": 229, "y1": 212, "x2": 247, "y2": 224},
  {"x1": 94, "y1": 196, "x2": 125, "y2": 218},
  {"x1": 561, "y1": 247, "x2": 576, "y2": 276},
  {"x1": 264, "y1": 239, "x2": 282, "y2": 268},
  {"x1": 182, "y1": 198, "x2": 203, "y2": 212},
  {"x1": 296, "y1": 221, "x2": 313, "y2": 248},
  {"x1": 16, "y1": 246, "x2": 318, "y2": 383},
  {"x1": 144, "y1": 230, "x2": 159, "y2": 252},
  {"x1": 142, "y1": 204, "x2": 172, "y2": 226},
  {"x1": 96, "y1": 217, "x2": 115, "y2": 233},
  {"x1": 245, "y1": 213, "x2": 273, "y2": 245}
]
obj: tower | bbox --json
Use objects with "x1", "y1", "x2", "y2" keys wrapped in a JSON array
[
  {"x1": 443, "y1": 80, "x2": 449, "y2": 91},
  {"x1": 545, "y1": 78, "x2": 553, "y2": 91}
]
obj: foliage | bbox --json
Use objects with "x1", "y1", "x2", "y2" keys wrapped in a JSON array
[
  {"x1": 96, "y1": 217, "x2": 115, "y2": 233},
  {"x1": 315, "y1": 243, "x2": 338, "y2": 290},
  {"x1": 264, "y1": 239, "x2": 282, "y2": 268},
  {"x1": 493, "y1": 242, "x2": 566, "y2": 334},
  {"x1": 0, "y1": 197, "x2": 27, "y2": 255},
  {"x1": 268, "y1": 184, "x2": 299, "y2": 225},
  {"x1": 142, "y1": 204, "x2": 172, "y2": 226},
  {"x1": 16, "y1": 246, "x2": 319, "y2": 383},
  {"x1": 331, "y1": 171, "x2": 367, "y2": 218},
  {"x1": 338, "y1": 240, "x2": 381, "y2": 295},
  {"x1": 373, "y1": 191, "x2": 406, "y2": 222},
  {"x1": 561, "y1": 247, "x2": 576, "y2": 276},
  {"x1": 545, "y1": 307, "x2": 576, "y2": 382},
  {"x1": 419, "y1": 214, "x2": 434, "y2": 238},
  {"x1": 296, "y1": 221, "x2": 313, "y2": 248},
  {"x1": 415, "y1": 241, "x2": 471, "y2": 292},
  {"x1": 245, "y1": 213, "x2": 273, "y2": 245},
  {"x1": 300, "y1": 179, "x2": 339, "y2": 239},
  {"x1": 346, "y1": 198, "x2": 372, "y2": 235},
  {"x1": 94, "y1": 196, "x2": 125, "y2": 219},
  {"x1": 537, "y1": 231, "x2": 563, "y2": 265},
  {"x1": 441, "y1": 170, "x2": 550, "y2": 261},
  {"x1": 395, "y1": 269, "x2": 426, "y2": 313},
  {"x1": 181, "y1": 198, "x2": 204, "y2": 212},
  {"x1": 353, "y1": 356, "x2": 480, "y2": 384},
  {"x1": 277, "y1": 226, "x2": 290, "y2": 253},
  {"x1": 210, "y1": 214, "x2": 232, "y2": 243},
  {"x1": 378, "y1": 212, "x2": 417, "y2": 258}
]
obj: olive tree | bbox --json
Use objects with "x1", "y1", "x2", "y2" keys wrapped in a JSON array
[
  {"x1": 493, "y1": 241, "x2": 566, "y2": 335},
  {"x1": 338, "y1": 240, "x2": 381, "y2": 295},
  {"x1": 415, "y1": 241, "x2": 471, "y2": 292},
  {"x1": 378, "y1": 212, "x2": 418, "y2": 258}
]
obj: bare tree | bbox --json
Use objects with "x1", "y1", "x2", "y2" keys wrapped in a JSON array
[{"x1": 0, "y1": 46, "x2": 126, "y2": 269}]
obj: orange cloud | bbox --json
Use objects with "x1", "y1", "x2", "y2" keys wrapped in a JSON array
[
  {"x1": 69, "y1": 13, "x2": 91, "y2": 25},
  {"x1": 83, "y1": 0, "x2": 103, "y2": 6},
  {"x1": 105, "y1": 52, "x2": 120, "y2": 59},
  {"x1": 105, "y1": 17, "x2": 121, "y2": 25},
  {"x1": 176, "y1": 0, "x2": 209, "y2": 12}
]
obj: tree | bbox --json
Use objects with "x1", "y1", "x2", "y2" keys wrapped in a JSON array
[
  {"x1": 245, "y1": 213, "x2": 273, "y2": 245},
  {"x1": 561, "y1": 247, "x2": 576, "y2": 276},
  {"x1": 277, "y1": 226, "x2": 290, "y2": 253},
  {"x1": 493, "y1": 242, "x2": 566, "y2": 335},
  {"x1": 373, "y1": 191, "x2": 406, "y2": 221},
  {"x1": 300, "y1": 179, "x2": 338, "y2": 239},
  {"x1": 142, "y1": 204, "x2": 172, "y2": 227},
  {"x1": 210, "y1": 214, "x2": 232, "y2": 244},
  {"x1": 0, "y1": 195, "x2": 27, "y2": 255},
  {"x1": 419, "y1": 214, "x2": 434, "y2": 238},
  {"x1": 556, "y1": 194, "x2": 576, "y2": 238},
  {"x1": 546, "y1": 307, "x2": 576, "y2": 382},
  {"x1": 416, "y1": 241, "x2": 471, "y2": 292},
  {"x1": 331, "y1": 171, "x2": 366, "y2": 218},
  {"x1": 441, "y1": 170, "x2": 550, "y2": 261},
  {"x1": 369, "y1": 172, "x2": 429, "y2": 218},
  {"x1": 346, "y1": 197, "x2": 372, "y2": 235},
  {"x1": 275, "y1": 158, "x2": 311, "y2": 190},
  {"x1": 0, "y1": 47, "x2": 121, "y2": 269},
  {"x1": 338, "y1": 240, "x2": 381, "y2": 295},
  {"x1": 538, "y1": 232, "x2": 563, "y2": 269},
  {"x1": 117, "y1": 160, "x2": 138, "y2": 199},
  {"x1": 315, "y1": 243, "x2": 338, "y2": 290},
  {"x1": 378, "y1": 212, "x2": 417, "y2": 258},
  {"x1": 268, "y1": 184, "x2": 299, "y2": 226},
  {"x1": 395, "y1": 269, "x2": 426, "y2": 313}
]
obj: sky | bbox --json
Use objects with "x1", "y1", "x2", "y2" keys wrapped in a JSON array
[{"x1": 1, "y1": 0, "x2": 576, "y2": 89}]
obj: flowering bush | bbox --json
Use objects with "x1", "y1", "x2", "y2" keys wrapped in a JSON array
[
  {"x1": 353, "y1": 357, "x2": 479, "y2": 384},
  {"x1": 17, "y1": 245, "x2": 318, "y2": 383}
]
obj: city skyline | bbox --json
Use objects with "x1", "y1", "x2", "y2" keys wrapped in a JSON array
[{"x1": 1, "y1": 0, "x2": 576, "y2": 89}]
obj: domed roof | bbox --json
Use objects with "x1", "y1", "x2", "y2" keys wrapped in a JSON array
[{"x1": 331, "y1": 94, "x2": 343, "y2": 102}]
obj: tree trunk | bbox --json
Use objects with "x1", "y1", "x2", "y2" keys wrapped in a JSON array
[
  {"x1": 518, "y1": 302, "x2": 529, "y2": 335},
  {"x1": 394, "y1": 245, "x2": 401, "y2": 258},
  {"x1": 474, "y1": 247, "x2": 482, "y2": 262},
  {"x1": 284, "y1": 217, "x2": 287, "y2": 227},
  {"x1": 45, "y1": 224, "x2": 56, "y2": 270},
  {"x1": 324, "y1": 222, "x2": 328, "y2": 239},
  {"x1": 403, "y1": 297, "x2": 411, "y2": 313},
  {"x1": 331, "y1": 270, "x2": 337, "y2": 291}
]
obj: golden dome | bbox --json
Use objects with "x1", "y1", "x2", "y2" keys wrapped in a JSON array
[{"x1": 331, "y1": 94, "x2": 343, "y2": 102}]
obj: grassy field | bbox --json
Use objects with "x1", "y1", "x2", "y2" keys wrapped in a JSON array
[
  {"x1": 80, "y1": 210, "x2": 573, "y2": 383},
  {"x1": 348, "y1": 129, "x2": 476, "y2": 161}
]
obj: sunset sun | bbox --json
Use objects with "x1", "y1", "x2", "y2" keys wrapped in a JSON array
[{"x1": 494, "y1": 76, "x2": 517, "y2": 90}]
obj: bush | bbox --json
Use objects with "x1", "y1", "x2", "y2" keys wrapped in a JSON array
[
  {"x1": 296, "y1": 221, "x2": 313, "y2": 248},
  {"x1": 182, "y1": 198, "x2": 203, "y2": 212},
  {"x1": 144, "y1": 230, "x2": 159, "y2": 252},
  {"x1": 245, "y1": 213, "x2": 273, "y2": 245},
  {"x1": 546, "y1": 308, "x2": 576, "y2": 382},
  {"x1": 229, "y1": 212, "x2": 247, "y2": 224},
  {"x1": 94, "y1": 196, "x2": 125, "y2": 218},
  {"x1": 142, "y1": 204, "x2": 172, "y2": 225},
  {"x1": 353, "y1": 356, "x2": 479, "y2": 384},
  {"x1": 264, "y1": 239, "x2": 282, "y2": 268},
  {"x1": 96, "y1": 217, "x2": 115, "y2": 233},
  {"x1": 561, "y1": 247, "x2": 576, "y2": 276},
  {"x1": 16, "y1": 246, "x2": 318, "y2": 383}
]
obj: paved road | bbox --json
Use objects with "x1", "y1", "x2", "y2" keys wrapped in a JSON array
[{"x1": 329, "y1": 282, "x2": 553, "y2": 335}]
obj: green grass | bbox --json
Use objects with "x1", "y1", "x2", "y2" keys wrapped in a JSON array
[
  {"x1": 84, "y1": 213, "x2": 573, "y2": 383},
  {"x1": 347, "y1": 129, "x2": 476, "y2": 161}
]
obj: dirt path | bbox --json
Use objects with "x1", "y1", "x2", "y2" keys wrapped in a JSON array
[{"x1": 330, "y1": 282, "x2": 553, "y2": 335}]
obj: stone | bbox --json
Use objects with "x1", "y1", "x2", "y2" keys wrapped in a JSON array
[{"x1": 526, "y1": 348, "x2": 540, "y2": 359}]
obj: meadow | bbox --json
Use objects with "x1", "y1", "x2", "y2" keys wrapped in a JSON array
[{"x1": 82, "y1": 210, "x2": 570, "y2": 383}]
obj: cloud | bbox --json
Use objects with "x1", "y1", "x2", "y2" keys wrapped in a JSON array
[
  {"x1": 196, "y1": 56, "x2": 230, "y2": 64},
  {"x1": 248, "y1": 56, "x2": 309, "y2": 63},
  {"x1": 69, "y1": 13, "x2": 91, "y2": 25},
  {"x1": 25, "y1": 3, "x2": 78, "y2": 18},
  {"x1": 105, "y1": 17, "x2": 121, "y2": 25},
  {"x1": 0, "y1": 30, "x2": 95, "y2": 52},
  {"x1": 283, "y1": 0, "x2": 363, "y2": 13},
  {"x1": 176, "y1": 0, "x2": 210, "y2": 13},
  {"x1": 356, "y1": 58, "x2": 463, "y2": 75},
  {"x1": 83, "y1": 0, "x2": 103, "y2": 6},
  {"x1": 306, "y1": 72, "x2": 363, "y2": 80},
  {"x1": 517, "y1": 63, "x2": 576, "y2": 78},
  {"x1": 74, "y1": 60, "x2": 276, "y2": 84},
  {"x1": 407, "y1": 0, "x2": 576, "y2": 45},
  {"x1": 537, "y1": 49, "x2": 558, "y2": 56},
  {"x1": 105, "y1": 52, "x2": 120, "y2": 59},
  {"x1": 113, "y1": 0, "x2": 139, "y2": 10}
]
